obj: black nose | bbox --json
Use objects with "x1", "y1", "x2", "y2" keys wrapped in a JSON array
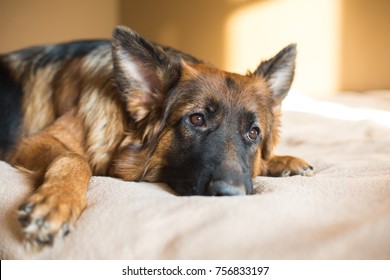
[
  {"x1": 207, "y1": 180, "x2": 245, "y2": 196},
  {"x1": 205, "y1": 160, "x2": 249, "y2": 196}
]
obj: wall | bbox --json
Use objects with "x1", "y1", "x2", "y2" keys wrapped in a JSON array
[
  {"x1": 0, "y1": 0, "x2": 119, "y2": 52},
  {"x1": 121, "y1": 0, "x2": 342, "y2": 95},
  {"x1": 120, "y1": 0, "x2": 242, "y2": 69},
  {"x1": 340, "y1": 0, "x2": 390, "y2": 92},
  {"x1": 223, "y1": 0, "x2": 341, "y2": 96},
  {"x1": 1, "y1": 0, "x2": 389, "y2": 94},
  {"x1": 121, "y1": 0, "x2": 390, "y2": 94}
]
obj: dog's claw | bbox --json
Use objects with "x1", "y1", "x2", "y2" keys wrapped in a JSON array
[
  {"x1": 18, "y1": 214, "x2": 31, "y2": 227},
  {"x1": 301, "y1": 165, "x2": 314, "y2": 176},
  {"x1": 18, "y1": 202, "x2": 35, "y2": 214},
  {"x1": 61, "y1": 222, "x2": 72, "y2": 237}
]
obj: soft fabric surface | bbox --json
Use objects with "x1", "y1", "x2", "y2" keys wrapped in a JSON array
[{"x1": 1, "y1": 92, "x2": 389, "y2": 259}]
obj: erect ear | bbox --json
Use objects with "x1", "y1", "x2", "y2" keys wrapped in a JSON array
[
  {"x1": 254, "y1": 44, "x2": 297, "y2": 106},
  {"x1": 112, "y1": 26, "x2": 180, "y2": 122}
]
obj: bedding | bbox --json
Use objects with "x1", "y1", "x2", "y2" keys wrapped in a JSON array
[{"x1": 1, "y1": 91, "x2": 389, "y2": 259}]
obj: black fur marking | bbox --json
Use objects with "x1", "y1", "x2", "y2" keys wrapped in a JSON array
[
  {"x1": 14, "y1": 40, "x2": 110, "y2": 72},
  {"x1": 37, "y1": 40, "x2": 110, "y2": 69},
  {"x1": 225, "y1": 76, "x2": 237, "y2": 91},
  {"x1": 0, "y1": 59, "x2": 23, "y2": 159}
]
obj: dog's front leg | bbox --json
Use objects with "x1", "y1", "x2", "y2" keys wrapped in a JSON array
[
  {"x1": 10, "y1": 116, "x2": 91, "y2": 251},
  {"x1": 17, "y1": 153, "x2": 91, "y2": 251},
  {"x1": 266, "y1": 155, "x2": 314, "y2": 177}
]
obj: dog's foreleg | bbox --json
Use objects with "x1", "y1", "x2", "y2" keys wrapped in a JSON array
[{"x1": 10, "y1": 115, "x2": 91, "y2": 251}]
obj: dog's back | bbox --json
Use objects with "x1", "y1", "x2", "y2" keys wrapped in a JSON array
[
  {"x1": 0, "y1": 39, "x2": 203, "y2": 160},
  {"x1": 0, "y1": 40, "x2": 112, "y2": 158}
]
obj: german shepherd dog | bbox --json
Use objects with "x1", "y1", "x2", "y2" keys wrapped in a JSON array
[{"x1": 0, "y1": 26, "x2": 313, "y2": 250}]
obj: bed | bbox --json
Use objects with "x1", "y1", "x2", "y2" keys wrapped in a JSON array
[{"x1": 1, "y1": 91, "x2": 389, "y2": 259}]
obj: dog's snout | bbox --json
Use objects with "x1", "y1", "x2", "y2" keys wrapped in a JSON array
[
  {"x1": 207, "y1": 180, "x2": 245, "y2": 196},
  {"x1": 206, "y1": 160, "x2": 248, "y2": 196}
]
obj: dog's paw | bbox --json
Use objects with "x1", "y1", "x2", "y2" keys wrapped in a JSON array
[
  {"x1": 266, "y1": 155, "x2": 314, "y2": 177},
  {"x1": 279, "y1": 163, "x2": 314, "y2": 177},
  {"x1": 17, "y1": 189, "x2": 82, "y2": 251}
]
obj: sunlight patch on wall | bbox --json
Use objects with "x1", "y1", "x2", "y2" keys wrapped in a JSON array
[{"x1": 225, "y1": 0, "x2": 342, "y2": 96}]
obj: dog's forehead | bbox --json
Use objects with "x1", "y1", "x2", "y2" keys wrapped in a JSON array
[{"x1": 180, "y1": 63, "x2": 272, "y2": 112}]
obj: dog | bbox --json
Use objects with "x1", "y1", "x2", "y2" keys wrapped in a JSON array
[{"x1": 0, "y1": 25, "x2": 313, "y2": 250}]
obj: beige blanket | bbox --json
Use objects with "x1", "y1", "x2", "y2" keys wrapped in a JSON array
[{"x1": 1, "y1": 92, "x2": 389, "y2": 259}]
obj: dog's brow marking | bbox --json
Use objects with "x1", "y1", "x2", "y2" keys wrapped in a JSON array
[{"x1": 225, "y1": 76, "x2": 237, "y2": 91}]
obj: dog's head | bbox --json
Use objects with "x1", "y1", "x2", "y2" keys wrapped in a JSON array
[{"x1": 111, "y1": 26, "x2": 296, "y2": 196}]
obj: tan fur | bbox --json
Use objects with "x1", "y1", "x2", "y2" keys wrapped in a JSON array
[
  {"x1": 22, "y1": 65, "x2": 58, "y2": 135},
  {"x1": 78, "y1": 85, "x2": 125, "y2": 175},
  {"x1": 52, "y1": 59, "x2": 84, "y2": 116}
]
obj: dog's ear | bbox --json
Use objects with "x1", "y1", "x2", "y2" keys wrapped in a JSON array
[
  {"x1": 112, "y1": 26, "x2": 180, "y2": 122},
  {"x1": 254, "y1": 44, "x2": 296, "y2": 105}
]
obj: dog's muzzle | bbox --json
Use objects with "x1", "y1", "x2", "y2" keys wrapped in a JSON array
[
  {"x1": 207, "y1": 180, "x2": 246, "y2": 196},
  {"x1": 205, "y1": 160, "x2": 250, "y2": 196}
]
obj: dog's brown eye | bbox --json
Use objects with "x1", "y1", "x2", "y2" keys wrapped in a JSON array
[
  {"x1": 248, "y1": 127, "x2": 260, "y2": 140},
  {"x1": 190, "y1": 113, "x2": 205, "y2": 127}
]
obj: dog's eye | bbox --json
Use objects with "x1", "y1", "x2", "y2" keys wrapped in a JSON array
[
  {"x1": 189, "y1": 113, "x2": 205, "y2": 127},
  {"x1": 248, "y1": 127, "x2": 260, "y2": 141}
]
